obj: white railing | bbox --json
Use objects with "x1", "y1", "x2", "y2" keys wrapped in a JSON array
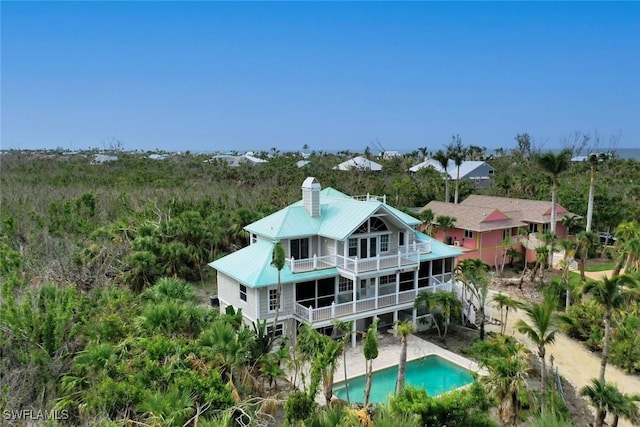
[
  {"x1": 293, "y1": 281, "x2": 454, "y2": 323},
  {"x1": 285, "y1": 240, "x2": 432, "y2": 274},
  {"x1": 351, "y1": 194, "x2": 387, "y2": 203}
]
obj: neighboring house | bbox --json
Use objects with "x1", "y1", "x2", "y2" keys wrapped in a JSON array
[
  {"x1": 422, "y1": 195, "x2": 577, "y2": 266},
  {"x1": 296, "y1": 160, "x2": 311, "y2": 168},
  {"x1": 91, "y1": 154, "x2": 118, "y2": 164},
  {"x1": 210, "y1": 177, "x2": 461, "y2": 345},
  {"x1": 334, "y1": 156, "x2": 383, "y2": 171},
  {"x1": 409, "y1": 160, "x2": 495, "y2": 188},
  {"x1": 380, "y1": 150, "x2": 402, "y2": 160},
  {"x1": 205, "y1": 153, "x2": 267, "y2": 167}
]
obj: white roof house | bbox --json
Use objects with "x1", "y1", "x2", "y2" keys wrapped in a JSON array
[
  {"x1": 334, "y1": 156, "x2": 383, "y2": 171},
  {"x1": 205, "y1": 153, "x2": 267, "y2": 167},
  {"x1": 91, "y1": 154, "x2": 118, "y2": 164},
  {"x1": 210, "y1": 177, "x2": 461, "y2": 347},
  {"x1": 409, "y1": 159, "x2": 495, "y2": 181}
]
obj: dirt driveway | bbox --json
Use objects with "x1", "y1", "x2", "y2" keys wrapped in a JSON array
[{"x1": 488, "y1": 269, "x2": 640, "y2": 427}]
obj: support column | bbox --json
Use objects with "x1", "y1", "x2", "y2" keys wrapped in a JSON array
[{"x1": 351, "y1": 320, "x2": 357, "y2": 348}]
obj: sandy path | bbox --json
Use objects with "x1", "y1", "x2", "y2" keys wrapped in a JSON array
[{"x1": 487, "y1": 269, "x2": 640, "y2": 427}]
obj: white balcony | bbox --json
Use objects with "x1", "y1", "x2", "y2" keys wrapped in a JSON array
[
  {"x1": 293, "y1": 281, "x2": 453, "y2": 324},
  {"x1": 285, "y1": 240, "x2": 432, "y2": 274}
]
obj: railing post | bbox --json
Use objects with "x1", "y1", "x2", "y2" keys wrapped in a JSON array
[
  {"x1": 290, "y1": 257, "x2": 295, "y2": 273},
  {"x1": 397, "y1": 251, "x2": 401, "y2": 268},
  {"x1": 308, "y1": 305, "x2": 313, "y2": 323},
  {"x1": 331, "y1": 301, "x2": 336, "y2": 318},
  {"x1": 376, "y1": 253, "x2": 380, "y2": 271},
  {"x1": 412, "y1": 240, "x2": 417, "y2": 251},
  {"x1": 354, "y1": 256, "x2": 359, "y2": 275},
  {"x1": 313, "y1": 254, "x2": 317, "y2": 270}
]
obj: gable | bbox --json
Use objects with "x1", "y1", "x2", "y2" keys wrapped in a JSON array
[{"x1": 482, "y1": 209, "x2": 509, "y2": 222}]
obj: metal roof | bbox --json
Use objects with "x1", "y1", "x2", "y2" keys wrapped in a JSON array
[
  {"x1": 209, "y1": 240, "x2": 339, "y2": 288},
  {"x1": 245, "y1": 187, "x2": 421, "y2": 240}
]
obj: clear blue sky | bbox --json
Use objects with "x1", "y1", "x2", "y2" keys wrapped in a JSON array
[{"x1": 2, "y1": 1, "x2": 639, "y2": 153}]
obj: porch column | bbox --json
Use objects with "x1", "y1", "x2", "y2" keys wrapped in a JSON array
[
  {"x1": 374, "y1": 276, "x2": 379, "y2": 309},
  {"x1": 351, "y1": 320, "x2": 357, "y2": 348}
]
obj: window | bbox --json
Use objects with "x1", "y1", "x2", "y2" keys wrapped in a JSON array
[
  {"x1": 502, "y1": 229, "x2": 510, "y2": 241},
  {"x1": 380, "y1": 235, "x2": 389, "y2": 252},
  {"x1": 348, "y1": 238, "x2": 358, "y2": 257},
  {"x1": 379, "y1": 274, "x2": 395, "y2": 285},
  {"x1": 290, "y1": 238, "x2": 310, "y2": 260},
  {"x1": 369, "y1": 217, "x2": 388, "y2": 232},
  {"x1": 529, "y1": 223, "x2": 538, "y2": 233},
  {"x1": 239, "y1": 284, "x2": 247, "y2": 302},
  {"x1": 338, "y1": 277, "x2": 353, "y2": 293},
  {"x1": 399, "y1": 231, "x2": 405, "y2": 246},
  {"x1": 542, "y1": 223, "x2": 550, "y2": 232},
  {"x1": 267, "y1": 323, "x2": 283, "y2": 337},
  {"x1": 251, "y1": 234, "x2": 257, "y2": 244},
  {"x1": 269, "y1": 288, "x2": 279, "y2": 311},
  {"x1": 464, "y1": 230, "x2": 474, "y2": 239}
]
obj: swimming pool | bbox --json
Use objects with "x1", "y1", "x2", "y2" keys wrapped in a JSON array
[{"x1": 333, "y1": 355, "x2": 474, "y2": 404}]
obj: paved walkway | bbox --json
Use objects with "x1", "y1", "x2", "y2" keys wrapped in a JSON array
[{"x1": 486, "y1": 269, "x2": 640, "y2": 427}]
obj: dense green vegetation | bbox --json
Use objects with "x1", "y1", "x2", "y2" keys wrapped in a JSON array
[{"x1": 1, "y1": 140, "x2": 639, "y2": 426}]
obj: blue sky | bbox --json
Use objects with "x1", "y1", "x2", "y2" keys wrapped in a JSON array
[{"x1": 2, "y1": 1, "x2": 639, "y2": 153}]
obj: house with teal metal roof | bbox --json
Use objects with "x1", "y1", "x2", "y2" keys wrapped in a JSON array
[{"x1": 209, "y1": 177, "x2": 462, "y2": 346}]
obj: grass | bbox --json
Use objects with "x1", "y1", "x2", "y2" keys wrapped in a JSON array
[{"x1": 584, "y1": 262, "x2": 616, "y2": 272}]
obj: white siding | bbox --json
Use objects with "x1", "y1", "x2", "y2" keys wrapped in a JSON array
[
  {"x1": 216, "y1": 272, "x2": 258, "y2": 321},
  {"x1": 258, "y1": 284, "x2": 294, "y2": 320},
  {"x1": 320, "y1": 238, "x2": 337, "y2": 257}
]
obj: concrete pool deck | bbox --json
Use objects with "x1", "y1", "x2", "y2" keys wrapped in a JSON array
[{"x1": 332, "y1": 331, "x2": 484, "y2": 385}]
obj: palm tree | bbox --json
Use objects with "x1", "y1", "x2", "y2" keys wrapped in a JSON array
[
  {"x1": 586, "y1": 152, "x2": 609, "y2": 232},
  {"x1": 455, "y1": 258, "x2": 491, "y2": 340},
  {"x1": 516, "y1": 293, "x2": 560, "y2": 415},
  {"x1": 558, "y1": 239, "x2": 577, "y2": 311},
  {"x1": 415, "y1": 291, "x2": 461, "y2": 340},
  {"x1": 492, "y1": 293, "x2": 521, "y2": 335},
  {"x1": 582, "y1": 274, "x2": 639, "y2": 383},
  {"x1": 481, "y1": 342, "x2": 530, "y2": 425},
  {"x1": 537, "y1": 149, "x2": 572, "y2": 234},
  {"x1": 270, "y1": 242, "x2": 286, "y2": 344},
  {"x1": 613, "y1": 221, "x2": 640, "y2": 276},
  {"x1": 363, "y1": 318, "x2": 380, "y2": 407},
  {"x1": 418, "y1": 208, "x2": 435, "y2": 236},
  {"x1": 575, "y1": 230, "x2": 597, "y2": 283},
  {"x1": 395, "y1": 320, "x2": 415, "y2": 393},
  {"x1": 580, "y1": 378, "x2": 617, "y2": 427},
  {"x1": 447, "y1": 135, "x2": 466, "y2": 204},
  {"x1": 609, "y1": 388, "x2": 640, "y2": 427},
  {"x1": 432, "y1": 150, "x2": 451, "y2": 203},
  {"x1": 414, "y1": 291, "x2": 442, "y2": 338},
  {"x1": 435, "y1": 215, "x2": 456, "y2": 244},
  {"x1": 333, "y1": 319, "x2": 354, "y2": 404}
]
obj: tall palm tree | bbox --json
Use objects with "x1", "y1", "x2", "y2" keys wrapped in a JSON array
[
  {"x1": 447, "y1": 135, "x2": 466, "y2": 204},
  {"x1": 582, "y1": 274, "x2": 639, "y2": 383},
  {"x1": 575, "y1": 231, "x2": 597, "y2": 283},
  {"x1": 516, "y1": 293, "x2": 560, "y2": 415},
  {"x1": 333, "y1": 319, "x2": 354, "y2": 404},
  {"x1": 432, "y1": 150, "x2": 451, "y2": 203},
  {"x1": 537, "y1": 149, "x2": 572, "y2": 234},
  {"x1": 492, "y1": 292, "x2": 521, "y2": 335},
  {"x1": 270, "y1": 242, "x2": 286, "y2": 344},
  {"x1": 586, "y1": 152, "x2": 609, "y2": 232},
  {"x1": 435, "y1": 215, "x2": 456, "y2": 244},
  {"x1": 363, "y1": 318, "x2": 380, "y2": 407},
  {"x1": 455, "y1": 258, "x2": 491, "y2": 340},
  {"x1": 558, "y1": 239, "x2": 577, "y2": 311},
  {"x1": 395, "y1": 320, "x2": 415, "y2": 394}
]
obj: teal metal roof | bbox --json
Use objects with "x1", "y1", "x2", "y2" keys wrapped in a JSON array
[
  {"x1": 413, "y1": 231, "x2": 463, "y2": 260},
  {"x1": 209, "y1": 240, "x2": 339, "y2": 288},
  {"x1": 245, "y1": 187, "x2": 421, "y2": 241}
]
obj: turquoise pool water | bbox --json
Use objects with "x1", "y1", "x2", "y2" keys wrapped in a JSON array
[{"x1": 333, "y1": 355, "x2": 474, "y2": 404}]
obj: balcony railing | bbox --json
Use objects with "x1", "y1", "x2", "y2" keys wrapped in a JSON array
[
  {"x1": 285, "y1": 240, "x2": 432, "y2": 274},
  {"x1": 293, "y1": 281, "x2": 453, "y2": 324}
]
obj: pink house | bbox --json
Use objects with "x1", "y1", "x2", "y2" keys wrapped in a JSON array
[{"x1": 421, "y1": 195, "x2": 577, "y2": 267}]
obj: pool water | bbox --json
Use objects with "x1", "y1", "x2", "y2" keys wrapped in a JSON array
[{"x1": 333, "y1": 355, "x2": 474, "y2": 404}]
